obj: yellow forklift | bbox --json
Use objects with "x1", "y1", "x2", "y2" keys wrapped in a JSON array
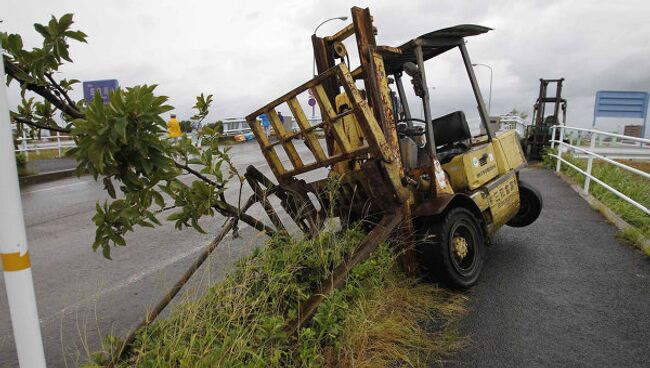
[{"x1": 244, "y1": 7, "x2": 542, "y2": 326}]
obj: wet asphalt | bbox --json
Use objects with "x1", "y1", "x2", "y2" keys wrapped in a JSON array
[{"x1": 452, "y1": 168, "x2": 649, "y2": 367}]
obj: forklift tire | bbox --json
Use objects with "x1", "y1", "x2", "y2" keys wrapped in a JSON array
[
  {"x1": 420, "y1": 207, "x2": 485, "y2": 289},
  {"x1": 506, "y1": 180, "x2": 543, "y2": 228}
]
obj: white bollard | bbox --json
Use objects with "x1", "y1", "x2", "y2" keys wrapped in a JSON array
[{"x1": 0, "y1": 44, "x2": 47, "y2": 367}]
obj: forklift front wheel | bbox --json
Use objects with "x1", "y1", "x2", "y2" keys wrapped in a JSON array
[
  {"x1": 420, "y1": 207, "x2": 485, "y2": 289},
  {"x1": 506, "y1": 180, "x2": 543, "y2": 228}
]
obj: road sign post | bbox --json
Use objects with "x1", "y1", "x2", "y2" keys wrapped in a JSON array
[{"x1": 0, "y1": 45, "x2": 47, "y2": 367}]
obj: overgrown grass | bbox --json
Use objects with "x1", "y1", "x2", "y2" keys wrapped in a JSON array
[
  {"x1": 544, "y1": 149, "x2": 650, "y2": 248},
  {"x1": 88, "y1": 227, "x2": 465, "y2": 367},
  {"x1": 21, "y1": 147, "x2": 70, "y2": 160}
]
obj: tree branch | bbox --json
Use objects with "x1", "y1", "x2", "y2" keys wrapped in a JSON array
[
  {"x1": 12, "y1": 115, "x2": 72, "y2": 133},
  {"x1": 45, "y1": 72, "x2": 83, "y2": 115},
  {"x1": 174, "y1": 161, "x2": 224, "y2": 188},
  {"x1": 3, "y1": 56, "x2": 85, "y2": 119}
]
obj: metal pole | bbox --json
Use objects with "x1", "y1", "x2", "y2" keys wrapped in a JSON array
[
  {"x1": 415, "y1": 45, "x2": 435, "y2": 155},
  {"x1": 584, "y1": 132, "x2": 596, "y2": 193},
  {"x1": 0, "y1": 44, "x2": 47, "y2": 368},
  {"x1": 21, "y1": 128, "x2": 28, "y2": 161},
  {"x1": 550, "y1": 126, "x2": 556, "y2": 149},
  {"x1": 56, "y1": 131, "x2": 62, "y2": 158},
  {"x1": 555, "y1": 126, "x2": 564, "y2": 172}
]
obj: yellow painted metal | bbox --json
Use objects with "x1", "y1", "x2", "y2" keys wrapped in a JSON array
[
  {"x1": 332, "y1": 93, "x2": 366, "y2": 174},
  {"x1": 248, "y1": 117, "x2": 285, "y2": 177},
  {"x1": 246, "y1": 63, "x2": 400, "y2": 189},
  {"x1": 443, "y1": 143, "x2": 499, "y2": 191},
  {"x1": 312, "y1": 85, "x2": 353, "y2": 154},
  {"x1": 491, "y1": 130, "x2": 526, "y2": 174},
  {"x1": 287, "y1": 98, "x2": 327, "y2": 163},
  {"x1": 486, "y1": 173, "x2": 520, "y2": 229},
  {"x1": 266, "y1": 109, "x2": 304, "y2": 170}
]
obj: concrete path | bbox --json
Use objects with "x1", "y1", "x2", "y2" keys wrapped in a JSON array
[{"x1": 453, "y1": 168, "x2": 649, "y2": 367}]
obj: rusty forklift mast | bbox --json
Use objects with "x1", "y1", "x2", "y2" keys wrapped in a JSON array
[{"x1": 525, "y1": 78, "x2": 567, "y2": 160}]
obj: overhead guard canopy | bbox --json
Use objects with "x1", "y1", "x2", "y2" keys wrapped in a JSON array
[{"x1": 383, "y1": 24, "x2": 492, "y2": 74}]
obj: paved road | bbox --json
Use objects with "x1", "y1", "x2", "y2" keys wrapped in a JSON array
[
  {"x1": 454, "y1": 168, "x2": 649, "y2": 367},
  {"x1": 0, "y1": 140, "x2": 317, "y2": 367},
  {"x1": 25, "y1": 157, "x2": 77, "y2": 174}
]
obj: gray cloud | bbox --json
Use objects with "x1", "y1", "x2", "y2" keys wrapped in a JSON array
[{"x1": 3, "y1": 0, "x2": 649, "y2": 133}]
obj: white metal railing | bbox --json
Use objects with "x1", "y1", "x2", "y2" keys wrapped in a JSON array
[
  {"x1": 499, "y1": 115, "x2": 528, "y2": 136},
  {"x1": 14, "y1": 131, "x2": 75, "y2": 159},
  {"x1": 549, "y1": 125, "x2": 650, "y2": 216}
]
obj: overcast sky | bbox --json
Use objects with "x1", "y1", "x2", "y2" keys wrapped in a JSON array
[{"x1": 3, "y1": 0, "x2": 650, "y2": 133}]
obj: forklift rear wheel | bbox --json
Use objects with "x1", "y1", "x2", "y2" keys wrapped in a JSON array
[
  {"x1": 506, "y1": 180, "x2": 543, "y2": 228},
  {"x1": 420, "y1": 207, "x2": 484, "y2": 289}
]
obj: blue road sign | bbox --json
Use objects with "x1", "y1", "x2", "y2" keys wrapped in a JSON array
[
  {"x1": 83, "y1": 79, "x2": 119, "y2": 104},
  {"x1": 593, "y1": 90, "x2": 649, "y2": 137}
]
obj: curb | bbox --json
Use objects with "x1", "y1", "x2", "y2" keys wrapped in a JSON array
[
  {"x1": 19, "y1": 168, "x2": 83, "y2": 186},
  {"x1": 553, "y1": 170, "x2": 650, "y2": 253}
]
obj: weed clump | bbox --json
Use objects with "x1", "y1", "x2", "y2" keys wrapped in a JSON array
[{"x1": 94, "y1": 226, "x2": 465, "y2": 367}]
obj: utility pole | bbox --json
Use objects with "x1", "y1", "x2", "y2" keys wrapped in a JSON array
[{"x1": 0, "y1": 43, "x2": 47, "y2": 367}]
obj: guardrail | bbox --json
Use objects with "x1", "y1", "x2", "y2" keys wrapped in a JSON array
[
  {"x1": 549, "y1": 125, "x2": 650, "y2": 216},
  {"x1": 15, "y1": 132, "x2": 75, "y2": 159}
]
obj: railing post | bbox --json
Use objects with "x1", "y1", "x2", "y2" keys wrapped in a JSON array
[
  {"x1": 550, "y1": 125, "x2": 556, "y2": 149},
  {"x1": 584, "y1": 132, "x2": 596, "y2": 193},
  {"x1": 21, "y1": 129, "x2": 29, "y2": 161},
  {"x1": 56, "y1": 131, "x2": 62, "y2": 158},
  {"x1": 555, "y1": 126, "x2": 564, "y2": 172}
]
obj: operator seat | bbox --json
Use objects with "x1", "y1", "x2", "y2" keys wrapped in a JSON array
[{"x1": 431, "y1": 111, "x2": 472, "y2": 164}]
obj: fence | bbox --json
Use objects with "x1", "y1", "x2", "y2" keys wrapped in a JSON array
[
  {"x1": 15, "y1": 132, "x2": 75, "y2": 159},
  {"x1": 548, "y1": 125, "x2": 650, "y2": 216}
]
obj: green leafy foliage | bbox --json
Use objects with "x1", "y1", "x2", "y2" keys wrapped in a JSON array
[
  {"x1": 190, "y1": 93, "x2": 213, "y2": 124},
  {"x1": 2, "y1": 13, "x2": 87, "y2": 85},
  {"x1": 65, "y1": 84, "x2": 235, "y2": 258}
]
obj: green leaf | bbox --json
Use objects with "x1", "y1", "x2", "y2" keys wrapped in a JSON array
[
  {"x1": 102, "y1": 245, "x2": 112, "y2": 260},
  {"x1": 33, "y1": 23, "x2": 49, "y2": 38},
  {"x1": 64, "y1": 30, "x2": 87, "y2": 42},
  {"x1": 58, "y1": 14, "x2": 74, "y2": 32},
  {"x1": 103, "y1": 177, "x2": 116, "y2": 198}
]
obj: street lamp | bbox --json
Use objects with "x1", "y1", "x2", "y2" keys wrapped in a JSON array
[
  {"x1": 312, "y1": 16, "x2": 348, "y2": 76},
  {"x1": 472, "y1": 63, "x2": 493, "y2": 115}
]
